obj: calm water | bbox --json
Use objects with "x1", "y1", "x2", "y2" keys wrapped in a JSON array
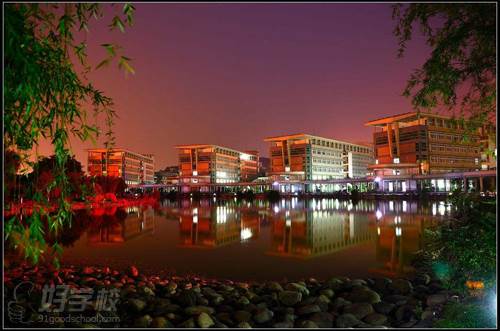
[{"x1": 61, "y1": 198, "x2": 452, "y2": 282}]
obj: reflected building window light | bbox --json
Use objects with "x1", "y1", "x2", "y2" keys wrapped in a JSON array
[
  {"x1": 376, "y1": 210, "x2": 383, "y2": 220},
  {"x1": 240, "y1": 228, "x2": 252, "y2": 241},
  {"x1": 395, "y1": 227, "x2": 402, "y2": 236},
  {"x1": 377, "y1": 227, "x2": 381, "y2": 236}
]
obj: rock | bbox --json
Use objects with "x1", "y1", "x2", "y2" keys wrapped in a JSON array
[
  {"x1": 383, "y1": 295, "x2": 409, "y2": 305},
  {"x1": 279, "y1": 290, "x2": 302, "y2": 306},
  {"x1": 185, "y1": 305, "x2": 215, "y2": 315},
  {"x1": 237, "y1": 296, "x2": 250, "y2": 305},
  {"x1": 128, "y1": 298, "x2": 146, "y2": 312},
  {"x1": 414, "y1": 273, "x2": 431, "y2": 285},
  {"x1": 319, "y1": 289, "x2": 334, "y2": 298},
  {"x1": 326, "y1": 277, "x2": 345, "y2": 291},
  {"x1": 197, "y1": 312, "x2": 214, "y2": 328},
  {"x1": 421, "y1": 309, "x2": 436, "y2": 320},
  {"x1": 395, "y1": 305, "x2": 415, "y2": 322},
  {"x1": 142, "y1": 286, "x2": 155, "y2": 296},
  {"x1": 315, "y1": 294, "x2": 330, "y2": 305},
  {"x1": 363, "y1": 313, "x2": 387, "y2": 326},
  {"x1": 273, "y1": 321, "x2": 294, "y2": 328},
  {"x1": 151, "y1": 317, "x2": 173, "y2": 328},
  {"x1": 177, "y1": 290, "x2": 198, "y2": 306},
  {"x1": 335, "y1": 313, "x2": 360, "y2": 328},
  {"x1": 210, "y1": 296, "x2": 223, "y2": 306},
  {"x1": 285, "y1": 283, "x2": 310, "y2": 296},
  {"x1": 426, "y1": 294, "x2": 447, "y2": 307},
  {"x1": 216, "y1": 312, "x2": 234, "y2": 326},
  {"x1": 134, "y1": 314, "x2": 152, "y2": 328},
  {"x1": 234, "y1": 310, "x2": 252, "y2": 323},
  {"x1": 297, "y1": 320, "x2": 319, "y2": 328},
  {"x1": 413, "y1": 318, "x2": 434, "y2": 328},
  {"x1": 347, "y1": 288, "x2": 381, "y2": 304},
  {"x1": 296, "y1": 304, "x2": 321, "y2": 315},
  {"x1": 351, "y1": 279, "x2": 367, "y2": 287},
  {"x1": 309, "y1": 312, "x2": 334, "y2": 328},
  {"x1": 266, "y1": 282, "x2": 283, "y2": 292},
  {"x1": 237, "y1": 321, "x2": 252, "y2": 328},
  {"x1": 388, "y1": 279, "x2": 413, "y2": 295},
  {"x1": 202, "y1": 287, "x2": 219, "y2": 298},
  {"x1": 167, "y1": 282, "x2": 178, "y2": 294},
  {"x1": 331, "y1": 297, "x2": 351, "y2": 311},
  {"x1": 178, "y1": 318, "x2": 196, "y2": 328},
  {"x1": 373, "y1": 302, "x2": 396, "y2": 315},
  {"x1": 398, "y1": 319, "x2": 417, "y2": 327},
  {"x1": 82, "y1": 266, "x2": 94, "y2": 275},
  {"x1": 372, "y1": 278, "x2": 392, "y2": 293},
  {"x1": 343, "y1": 303, "x2": 374, "y2": 319},
  {"x1": 253, "y1": 308, "x2": 274, "y2": 323},
  {"x1": 128, "y1": 266, "x2": 139, "y2": 278},
  {"x1": 214, "y1": 321, "x2": 228, "y2": 328}
]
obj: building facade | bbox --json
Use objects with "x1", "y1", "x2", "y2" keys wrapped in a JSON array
[
  {"x1": 154, "y1": 165, "x2": 180, "y2": 184},
  {"x1": 264, "y1": 133, "x2": 374, "y2": 184},
  {"x1": 87, "y1": 148, "x2": 155, "y2": 185},
  {"x1": 478, "y1": 123, "x2": 497, "y2": 171},
  {"x1": 241, "y1": 150, "x2": 260, "y2": 182},
  {"x1": 365, "y1": 112, "x2": 482, "y2": 177},
  {"x1": 176, "y1": 144, "x2": 259, "y2": 189}
]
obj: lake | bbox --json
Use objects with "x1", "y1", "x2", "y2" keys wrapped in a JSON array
[{"x1": 61, "y1": 198, "x2": 452, "y2": 282}]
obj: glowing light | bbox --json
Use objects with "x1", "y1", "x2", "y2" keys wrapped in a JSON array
[
  {"x1": 193, "y1": 215, "x2": 198, "y2": 223},
  {"x1": 193, "y1": 170, "x2": 198, "y2": 176},
  {"x1": 273, "y1": 206, "x2": 280, "y2": 213},
  {"x1": 374, "y1": 176, "x2": 381, "y2": 183},
  {"x1": 395, "y1": 227, "x2": 402, "y2": 236},
  {"x1": 376, "y1": 210, "x2": 383, "y2": 220},
  {"x1": 377, "y1": 227, "x2": 381, "y2": 236},
  {"x1": 393, "y1": 158, "x2": 400, "y2": 164},
  {"x1": 240, "y1": 153, "x2": 251, "y2": 161},
  {"x1": 273, "y1": 181, "x2": 279, "y2": 186},
  {"x1": 285, "y1": 166, "x2": 290, "y2": 172},
  {"x1": 240, "y1": 228, "x2": 252, "y2": 240},
  {"x1": 402, "y1": 201, "x2": 407, "y2": 212},
  {"x1": 286, "y1": 219, "x2": 291, "y2": 227}
]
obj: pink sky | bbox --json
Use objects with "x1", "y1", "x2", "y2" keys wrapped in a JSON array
[{"x1": 35, "y1": 3, "x2": 432, "y2": 171}]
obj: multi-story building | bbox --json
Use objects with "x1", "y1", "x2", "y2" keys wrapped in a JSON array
[
  {"x1": 154, "y1": 165, "x2": 180, "y2": 184},
  {"x1": 87, "y1": 148, "x2": 155, "y2": 185},
  {"x1": 258, "y1": 156, "x2": 271, "y2": 177},
  {"x1": 478, "y1": 123, "x2": 497, "y2": 171},
  {"x1": 175, "y1": 144, "x2": 259, "y2": 189},
  {"x1": 241, "y1": 150, "x2": 260, "y2": 182},
  {"x1": 365, "y1": 112, "x2": 482, "y2": 177},
  {"x1": 264, "y1": 133, "x2": 374, "y2": 184}
]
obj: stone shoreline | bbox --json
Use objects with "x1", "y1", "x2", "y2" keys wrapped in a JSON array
[{"x1": 4, "y1": 263, "x2": 458, "y2": 328}]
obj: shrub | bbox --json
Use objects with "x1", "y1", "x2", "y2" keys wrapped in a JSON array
[{"x1": 422, "y1": 194, "x2": 496, "y2": 292}]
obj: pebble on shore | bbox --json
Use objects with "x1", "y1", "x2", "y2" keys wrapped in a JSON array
[{"x1": 4, "y1": 263, "x2": 453, "y2": 328}]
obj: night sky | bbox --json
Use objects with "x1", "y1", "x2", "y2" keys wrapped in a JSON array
[{"x1": 37, "y1": 3, "x2": 431, "y2": 170}]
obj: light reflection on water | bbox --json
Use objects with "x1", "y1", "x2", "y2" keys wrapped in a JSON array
[{"x1": 61, "y1": 199, "x2": 452, "y2": 281}]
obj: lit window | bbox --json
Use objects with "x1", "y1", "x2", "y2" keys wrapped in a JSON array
[{"x1": 393, "y1": 158, "x2": 400, "y2": 164}]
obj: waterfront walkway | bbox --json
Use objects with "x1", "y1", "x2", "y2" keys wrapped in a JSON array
[{"x1": 130, "y1": 170, "x2": 497, "y2": 194}]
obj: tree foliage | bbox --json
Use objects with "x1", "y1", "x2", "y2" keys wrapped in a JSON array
[
  {"x1": 422, "y1": 194, "x2": 496, "y2": 292},
  {"x1": 4, "y1": 3, "x2": 135, "y2": 267},
  {"x1": 392, "y1": 3, "x2": 496, "y2": 124}
]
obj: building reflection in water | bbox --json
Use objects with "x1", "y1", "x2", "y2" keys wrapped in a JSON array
[
  {"x1": 168, "y1": 198, "x2": 450, "y2": 276},
  {"x1": 267, "y1": 199, "x2": 376, "y2": 259},
  {"x1": 178, "y1": 203, "x2": 264, "y2": 248},
  {"x1": 86, "y1": 206, "x2": 156, "y2": 245}
]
